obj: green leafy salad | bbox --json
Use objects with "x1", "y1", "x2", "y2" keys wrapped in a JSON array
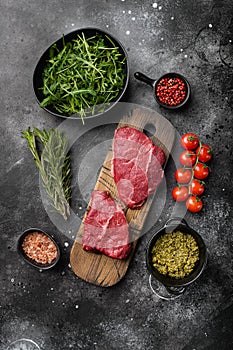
[{"x1": 40, "y1": 33, "x2": 126, "y2": 120}]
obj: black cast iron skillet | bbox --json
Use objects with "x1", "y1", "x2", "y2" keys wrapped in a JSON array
[
  {"x1": 146, "y1": 217, "x2": 207, "y2": 295},
  {"x1": 134, "y1": 71, "x2": 191, "y2": 109},
  {"x1": 33, "y1": 27, "x2": 129, "y2": 119}
]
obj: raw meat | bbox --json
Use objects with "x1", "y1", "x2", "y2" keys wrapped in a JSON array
[
  {"x1": 112, "y1": 126, "x2": 165, "y2": 208},
  {"x1": 82, "y1": 190, "x2": 131, "y2": 259}
]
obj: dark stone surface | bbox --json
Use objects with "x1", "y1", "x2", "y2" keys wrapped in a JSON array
[{"x1": 1, "y1": 0, "x2": 233, "y2": 349}]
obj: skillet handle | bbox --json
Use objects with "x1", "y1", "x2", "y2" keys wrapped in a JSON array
[
  {"x1": 165, "y1": 217, "x2": 188, "y2": 227},
  {"x1": 134, "y1": 71, "x2": 155, "y2": 88}
]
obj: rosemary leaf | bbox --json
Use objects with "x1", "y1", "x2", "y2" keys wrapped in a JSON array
[{"x1": 22, "y1": 127, "x2": 72, "y2": 221}]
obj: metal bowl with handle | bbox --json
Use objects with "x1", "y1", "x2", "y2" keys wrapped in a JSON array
[
  {"x1": 134, "y1": 71, "x2": 191, "y2": 109},
  {"x1": 146, "y1": 217, "x2": 207, "y2": 297}
]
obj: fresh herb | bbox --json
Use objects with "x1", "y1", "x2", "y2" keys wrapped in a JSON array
[
  {"x1": 22, "y1": 127, "x2": 71, "y2": 220},
  {"x1": 40, "y1": 33, "x2": 126, "y2": 121}
]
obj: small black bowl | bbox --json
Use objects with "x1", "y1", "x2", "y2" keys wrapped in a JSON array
[
  {"x1": 33, "y1": 27, "x2": 129, "y2": 119},
  {"x1": 146, "y1": 217, "x2": 207, "y2": 294},
  {"x1": 17, "y1": 228, "x2": 60, "y2": 270},
  {"x1": 134, "y1": 71, "x2": 191, "y2": 109}
]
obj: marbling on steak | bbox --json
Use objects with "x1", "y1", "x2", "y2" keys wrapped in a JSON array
[
  {"x1": 82, "y1": 190, "x2": 131, "y2": 259},
  {"x1": 112, "y1": 126, "x2": 165, "y2": 208}
]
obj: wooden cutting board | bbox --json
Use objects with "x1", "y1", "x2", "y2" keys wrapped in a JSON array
[{"x1": 70, "y1": 108, "x2": 175, "y2": 287}]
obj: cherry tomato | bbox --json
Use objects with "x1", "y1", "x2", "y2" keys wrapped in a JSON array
[
  {"x1": 172, "y1": 186, "x2": 189, "y2": 202},
  {"x1": 186, "y1": 196, "x2": 203, "y2": 212},
  {"x1": 196, "y1": 144, "x2": 212, "y2": 163},
  {"x1": 175, "y1": 168, "x2": 192, "y2": 184},
  {"x1": 189, "y1": 179, "x2": 205, "y2": 196},
  {"x1": 181, "y1": 133, "x2": 199, "y2": 150},
  {"x1": 179, "y1": 150, "x2": 197, "y2": 166},
  {"x1": 193, "y1": 162, "x2": 209, "y2": 179}
]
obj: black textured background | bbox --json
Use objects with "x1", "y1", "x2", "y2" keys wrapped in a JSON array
[{"x1": 1, "y1": 1, "x2": 233, "y2": 349}]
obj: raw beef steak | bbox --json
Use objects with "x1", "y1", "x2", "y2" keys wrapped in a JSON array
[
  {"x1": 112, "y1": 126, "x2": 165, "y2": 208},
  {"x1": 82, "y1": 190, "x2": 131, "y2": 259}
]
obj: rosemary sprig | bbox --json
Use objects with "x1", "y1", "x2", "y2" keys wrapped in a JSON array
[
  {"x1": 40, "y1": 33, "x2": 126, "y2": 121},
  {"x1": 22, "y1": 127, "x2": 71, "y2": 220}
]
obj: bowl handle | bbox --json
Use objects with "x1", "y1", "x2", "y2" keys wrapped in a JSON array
[
  {"x1": 134, "y1": 72, "x2": 155, "y2": 88},
  {"x1": 165, "y1": 285, "x2": 186, "y2": 296},
  {"x1": 149, "y1": 275, "x2": 186, "y2": 300},
  {"x1": 165, "y1": 217, "x2": 188, "y2": 227}
]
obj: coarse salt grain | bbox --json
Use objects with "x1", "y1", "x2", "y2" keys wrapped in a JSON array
[
  {"x1": 22, "y1": 231, "x2": 58, "y2": 264},
  {"x1": 126, "y1": 30, "x2": 130, "y2": 35},
  {"x1": 128, "y1": 10, "x2": 131, "y2": 14},
  {"x1": 209, "y1": 24, "x2": 212, "y2": 28},
  {"x1": 152, "y1": 3, "x2": 158, "y2": 8}
]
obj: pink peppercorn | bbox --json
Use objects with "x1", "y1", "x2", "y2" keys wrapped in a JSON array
[{"x1": 156, "y1": 77, "x2": 187, "y2": 106}]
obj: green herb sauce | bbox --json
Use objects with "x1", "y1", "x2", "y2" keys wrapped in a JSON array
[{"x1": 151, "y1": 231, "x2": 199, "y2": 279}]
